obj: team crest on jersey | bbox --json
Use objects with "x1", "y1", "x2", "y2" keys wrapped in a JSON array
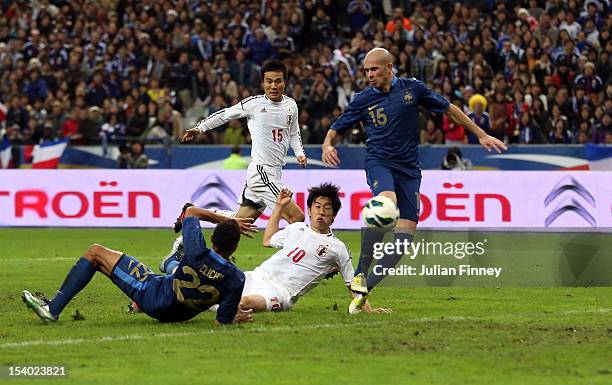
[
  {"x1": 403, "y1": 90, "x2": 414, "y2": 104},
  {"x1": 316, "y1": 244, "x2": 329, "y2": 257}
]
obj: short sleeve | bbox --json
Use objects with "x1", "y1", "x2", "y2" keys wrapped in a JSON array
[
  {"x1": 331, "y1": 94, "x2": 364, "y2": 134},
  {"x1": 417, "y1": 80, "x2": 450, "y2": 113}
]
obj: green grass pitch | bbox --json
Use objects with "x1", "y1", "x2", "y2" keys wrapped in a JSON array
[{"x1": 0, "y1": 228, "x2": 610, "y2": 385}]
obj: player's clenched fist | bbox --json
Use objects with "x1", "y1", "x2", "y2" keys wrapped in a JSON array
[{"x1": 276, "y1": 188, "x2": 293, "y2": 207}]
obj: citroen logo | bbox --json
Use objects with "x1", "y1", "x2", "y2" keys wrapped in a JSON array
[
  {"x1": 191, "y1": 174, "x2": 237, "y2": 211},
  {"x1": 544, "y1": 176, "x2": 596, "y2": 227}
]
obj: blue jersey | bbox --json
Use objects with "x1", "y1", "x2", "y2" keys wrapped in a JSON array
[
  {"x1": 163, "y1": 247, "x2": 245, "y2": 323},
  {"x1": 156, "y1": 217, "x2": 245, "y2": 323},
  {"x1": 331, "y1": 77, "x2": 449, "y2": 177}
]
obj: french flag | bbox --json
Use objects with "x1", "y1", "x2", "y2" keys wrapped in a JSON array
[
  {"x1": 32, "y1": 138, "x2": 69, "y2": 169},
  {"x1": 0, "y1": 101, "x2": 7, "y2": 124},
  {"x1": 585, "y1": 144, "x2": 612, "y2": 171},
  {"x1": 0, "y1": 136, "x2": 11, "y2": 169}
]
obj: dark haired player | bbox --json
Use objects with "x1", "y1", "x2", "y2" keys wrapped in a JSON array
[
  {"x1": 322, "y1": 47, "x2": 507, "y2": 313},
  {"x1": 22, "y1": 208, "x2": 256, "y2": 325},
  {"x1": 162, "y1": 184, "x2": 389, "y2": 314},
  {"x1": 181, "y1": 60, "x2": 307, "y2": 224}
]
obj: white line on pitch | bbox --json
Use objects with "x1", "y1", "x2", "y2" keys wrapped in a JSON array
[{"x1": 2, "y1": 308, "x2": 610, "y2": 349}]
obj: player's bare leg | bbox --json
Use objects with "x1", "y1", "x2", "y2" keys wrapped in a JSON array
[
  {"x1": 239, "y1": 295, "x2": 268, "y2": 312},
  {"x1": 236, "y1": 204, "x2": 262, "y2": 220},
  {"x1": 81, "y1": 244, "x2": 124, "y2": 276},
  {"x1": 281, "y1": 199, "x2": 305, "y2": 223}
]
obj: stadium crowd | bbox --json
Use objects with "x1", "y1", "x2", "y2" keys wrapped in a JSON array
[{"x1": 0, "y1": 0, "x2": 610, "y2": 149}]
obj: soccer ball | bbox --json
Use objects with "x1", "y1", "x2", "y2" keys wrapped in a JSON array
[{"x1": 362, "y1": 196, "x2": 399, "y2": 228}]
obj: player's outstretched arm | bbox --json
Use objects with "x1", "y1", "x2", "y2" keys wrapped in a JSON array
[
  {"x1": 185, "y1": 206, "x2": 257, "y2": 238},
  {"x1": 182, "y1": 102, "x2": 251, "y2": 143},
  {"x1": 322, "y1": 130, "x2": 341, "y2": 167},
  {"x1": 445, "y1": 103, "x2": 508, "y2": 153},
  {"x1": 262, "y1": 188, "x2": 293, "y2": 247}
]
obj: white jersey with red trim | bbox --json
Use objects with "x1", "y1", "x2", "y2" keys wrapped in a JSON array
[
  {"x1": 255, "y1": 222, "x2": 354, "y2": 303},
  {"x1": 196, "y1": 95, "x2": 304, "y2": 168}
]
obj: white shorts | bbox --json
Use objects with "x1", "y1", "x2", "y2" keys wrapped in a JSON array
[
  {"x1": 242, "y1": 269, "x2": 293, "y2": 311},
  {"x1": 241, "y1": 163, "x2": 284, "y2": 212}
]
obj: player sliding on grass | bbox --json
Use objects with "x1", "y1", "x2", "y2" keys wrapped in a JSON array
[
  {"x1": 22, "y1": 209, "x2": 257, "y2": 325},
  {"x1": 161, "y1": 184, "x2": 390, "y2": 314},
  {"x1": 180, "y1": 60, "x2": 307, "y2": 225},
  {"x1": 322, "y1": 47, "x2": 507, "y2": 313}
]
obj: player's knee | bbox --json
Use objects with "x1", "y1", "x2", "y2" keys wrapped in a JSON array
[
  {"x1": 84, "y1": 244, "x2": 105, "y2": 265},
  {"x1": 285, "y1": 209, "x2": 305, "y2": 224}
]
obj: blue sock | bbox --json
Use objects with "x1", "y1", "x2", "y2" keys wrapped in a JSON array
[
  {"x1": 48, "y1": 258, "x2": 96, "y2": 318},
  {"x1": 355, "y1": 228, "x2": 386, "y2": 278},
  {"x1": 367, "y1": 232, "x2": 414, "y2": 290}
]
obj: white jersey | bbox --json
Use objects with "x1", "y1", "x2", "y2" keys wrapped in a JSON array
[
  {"x1": 256, "y1": 222, "x2": 354, "y2": 303},
  {"x1": 196, "y1": 95, "x2": 305, "y2": 168}
]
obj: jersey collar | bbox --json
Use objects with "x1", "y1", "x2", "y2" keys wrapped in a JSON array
[
  {"x1": 372, "y1": 76, "x2": 398, "y2": 94},
  {"x1": 307, "y1": 224, "x2": 334, "y2": 237},
  {"x1": 264, "y1": 94, "x2": 283, "y2": 103}
]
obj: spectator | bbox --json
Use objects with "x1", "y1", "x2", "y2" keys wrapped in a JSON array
[
  {"x1": 23, "y1": 69, "x2": 48, "y2": 103},
  {"x1": 63, "y1": 108, "x2": 82, "y2": 144},
  {"x1": 247, "y1": 28, "x2": 276, "y2": 66},
  {"x1": 420, "y1": 119, "x2": 443, "y2": 144},
  {"x1": 126, "y1": 104, "x2": 149, "y2": 138},
  {"x1": 30, "y1": 99, "x2": 48, "y2": 126},
  {"x1": 574, "y1": 62, "x2": 604, "y2": 100},
  {"x1": 311, "y1": 7, "x2": 333, "y2": 45},
  {"x1": 273, "y1": 26, "x2": 296, "y2": 61},
  {"x1": 80, "y1": 106, "x2": 103, "y2": 145},
  {"x1": 101, "y1": 114, "x2": 125, "y2": 143},
  {"x1": 442, "y1": 100, "x2": 466, "y2": 145},
  {"x1": 6, "y1": 96, "x2": 29, "y2": 130},
  {"x1": 516, "y1": 111, "x2": 543, "y2": 144},
  {"x1": 117, "y1": 144, "x2": 131, "y2": 169},
  {"x1": 347, "y1": 0, "x2": 372, "y2": 33},
  {"x1": 85, "y1": 72, "x2": 110, "y2": 107},
  {"x1": 467, "y1": 99, "x2": 491, "y2": 144},
  {"x1": 306, "y1": 81, "x2": 335, "y2": 122},
  {"x1": 441, "y1": 147, "x2": 473, "y2": 170},
  {"x1": 128, "y1": 141, "x2": 149, "y2": 169},
  {"x1": 229, "y1": 50, "x2": 256, "y2": 90},
  {"x1": 0, "y1": 0, "x2": 608, "y2": 150},
  {"x1": 489, "y1": 91, "x2": 509, "y2": 141},
  {"x1": 223, "y1": 146, "x2": 248, "y2": 170},
  {"x1": 223, "y1": 120, "x2": 246, "y2": 146},
  {"x1": 169, "y1": 52, "x2": 194, "y2": 110},
  {"x1": 592, "y1": 112, "x2": 611, "y2": 144},
  {"x1": 548, "y1": 118, "x2": 572, "y2": 144}
]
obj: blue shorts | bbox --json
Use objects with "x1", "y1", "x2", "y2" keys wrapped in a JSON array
[
  {"x1": 365, "y1": 164, "x2": 421, "y2": 222},
  {"x1": 110, "y1": 254, "x2": 174, "y2": 317}
]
